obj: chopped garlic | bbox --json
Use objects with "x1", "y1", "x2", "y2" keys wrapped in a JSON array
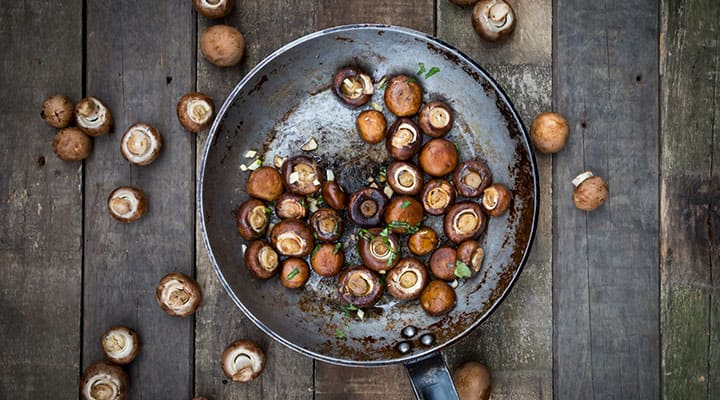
[
  {"x1": 369, "y1": 182, "x2": 379, "y2": 189},
  {"x1": 450, "y1": 280, "x2": 459, "y2": 288},
  {"x1": 274, "y1": 155, "x2": 286, "y2": 169},
  {"x1": 301, "y1": 138, "x2": 318, "y2": 151},
  {"x1": 312, "y1": 179, "x2": 321, "y2": 186},
  {"x1": 247, "y1": 158, "x2": 262, "y2": 171},
  {"x1": 244, "y1": 150, "x2": 257, "y2": 158},
  {"x1": 241, "y1": 244, "x2": 247, "y2": 254},
  {"x1": 288, "y1": 171, "x2": 300, "y2": 184},
  {"x1": 383, "y1": 185, "x2": 394, "y2": 198},
  {"x1": 357, "y1": 309, "x2": 365, "y2": 320},
  {"x1": 370, "y1": 102, "x2": 383, "y2": 112},
  {"x1": 240, "y1": 164, "x2": 248, "y2": 171},
  {"x1": 326, "y1": 169, "x2": 335, "y2": 181}
]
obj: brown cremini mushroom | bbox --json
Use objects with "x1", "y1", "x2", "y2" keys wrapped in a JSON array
[
  {"x1": 177, "y1": 92, "x2": 215, "y2": 133},
  {"x1": 572, "y1": 171, "x2": 608, "y2": 211},
  {"x1": 310, "y1": 208, "x2": 343, "y2": 242},
  {"x1": 53, "y1": 127, "x2": 92, "y2": 161},
  {"x1": 280, "y1": 258, "x2": 310, "y2": 288},
  {"x1": 418, "y1": 101, "x2": 454, "y2": 137},
  {"x1": 199, "y1": 25, "x2": 245, "y2": 67},
  {"x1": 422, "y1": 179, "x2": 456, "y2": 215},
  {"x1": 419, "y1": 138, "x2": 458, "y2": 177},
  {"x1": 338, "y1": 266, "x2": 384, "y2": 307},
  {"x1": 247, "y1": 166, "x2": 284, "y2": 201},
  {"x1": 75, "y1": 97, "x2": 112, "y2": 136},
  {"x1": 321, "y1": 180, "x2": 347, "y2": 210},
  {"x1": 193, "y1": 0, "x2": 234, "y2": 19},
  {"x1": 444, "y1": 202, "x2": 487, "y2": 243},
  {"x1": 348, "y1": 187, "x2": 388, "y2": 228},
  {"x1": 429, "y1": 246, "x2": 459, "y2": 281},
  {"x1": 120, "y1": 123, "x2": 162, "y2": 166},
  {"x1": 356, "y1": 109, "x2": 387, "y2": 143},
  {"x1": 384, "y1": 75, "x2": 423, "y2": 117},
  {"x1": 274, "y1": 193, "x2": 307, "y2": 219},
  {"x1": 270, "y1": 219, "x2": 315, "y2": 257},
  {"x1": 221, "y1": 340, "x2": 265, "y2": 382},
  {"x1": 310, "y1": 243, "x2": 344, "y2": 277},
  {"x1": 456, "y1": 240, "x2": 485, "y2": 273},
  {"x1": 386, "y1": 258, "x2": 429, "y2": 300},
  {"x1": 333, "y1": 66, "x2": 374, "y2": 107},
  {"x1": 408, "y1": 226, "x2": 439, "y2": 256},
  {"x1": 156, "y1": 272, "x2": 202, "y2": 317},
  {"x1": 387, "y1": 161, "x2": 423, "y2": 195},
  {"x1": 481, "y1": 183, "x2": 511, "y2": 216},
  {"x1": 282, "y1": 155, "x2": 323, "y2": 195},
  {"x1": 472, "y1": 0, "x2": 516, "y2": 42},
  {"x1": 383, "y1": 196, "x2": 424, "y2": 234},
  {"x1": 453, "y1": 160, "x2": 492, "y2": 198},
  {"x1": 101, "y1": 326, "x2": 140, "y2": 365},
  {"x1": 42, "y1": 95, "x2": 74, "y2": 128},
  {"x1": 244, "y1": 240, "x2": 280, "y2": 279},
  {"x1": 420, "y1": 280, "x2": 457, "y2": 316},
  {"x1": 235, "y1": 199, "x2": 270, "y2": 240},
  {"x1": 358, "y1": 228, "x2": 400, "y2": 273},
  {"x1": 108, "y1": 186, "x2": 147, "y2": 223},
  {"x1": 80, "y1": 362, "x2": 128, "y2": 400},
  {"x1": 530, "y1": 112, "x2": 569, "y2": 154},
  {"x1": 452, "y1": 361, "x2": 492, "y2": 400},
  {"x1": 385, "y1": 118, "x2": 422, "y2": 160}
]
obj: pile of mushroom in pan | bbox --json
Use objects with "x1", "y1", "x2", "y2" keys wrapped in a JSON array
[{"x1": 236, "y1": 66, "x2": 513, "y2": 317}]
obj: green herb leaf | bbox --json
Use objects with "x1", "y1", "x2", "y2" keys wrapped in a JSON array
[
  {"x1": 417, "y1": 62, "x2": 426, "y2": 76},
  {"x1": 264, "y1": 207, "x2": 273, "y2": 214},
  {"x1": 454, "y1": 260, "x2": 472, "y2": 279},
  {"x1": 286, "y1": 268, "x2": 300, "y2": 280},
  {"x1": 311, "y1": 243, "x2": 322, "y2": 258},
  {"x1": 333, "y1": 242, "x2": 343, "y2": 255},
  {"x1": 336, "y1": 328, "x2": 346, "y2": 339},
  {"x1": 341, "y1": 304, "x2": 358, "y2": 316},
  {"x1": 401, "y1": 200, "x2": 412, "y2": 209},
  {"x1": 316, "y1": 195, "x2": 325, "y2": 205},
  {"x1": 425, "y1": 67, "x2": 440, "y2": 79},
  {"x1": 379, "y1": 167, "x2": 387, "y2": 178},
  {"x1": 406, "y1": 76, "x2": 417, "y2": 84},
  {"x1": 359, "y1": 229, "x2": 374, "y2": 241}
]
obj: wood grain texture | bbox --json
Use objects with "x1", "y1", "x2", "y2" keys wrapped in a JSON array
[
  {"x1": 554, "y1": 0, "x2": 660, "y2": 398},
  {"x1": 82, "y1": 1, "x2": 196, "y2": 398},
  {"x1": 438, "y1": 1, "x2": 553, "y2": 399},
  {"x1": 194, "y1": 3, "x2": 316, "y2": 399},
  {"x1": 660, "y1": 0, "x2": 719, "y2": 398},
  {"x1": 0, "y1": 1, "x2": 83, "y2": 398}
]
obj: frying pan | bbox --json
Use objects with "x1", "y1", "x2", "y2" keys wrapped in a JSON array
[{"x1": 199, "y1": 25, "x2": 538, "y2": 399}]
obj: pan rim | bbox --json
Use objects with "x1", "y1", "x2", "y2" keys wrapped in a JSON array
[{"x1": 198, "y1": 23, "x2": 540, "y2": 367}]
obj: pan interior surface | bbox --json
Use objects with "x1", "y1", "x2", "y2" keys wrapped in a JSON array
[{"x1": 200, "y1": 25, "x2": 538, "y2": 365}]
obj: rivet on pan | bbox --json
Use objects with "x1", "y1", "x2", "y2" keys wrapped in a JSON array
[
  {"x1": 396, "y1": 341, "x2": 412, "y2": 354},
  {"x1": 419, "y1": 333, "x2": 435, "y2": 347},
  {"x1": 401, "y1": 326, "x2": 418, "y2": 338}
]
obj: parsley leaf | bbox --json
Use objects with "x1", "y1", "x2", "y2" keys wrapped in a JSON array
[
  {"x1": 333, "y1": 242, "x2": 343, "y2": 255},
  {"x1": 401, "y1": 200, "x2": 412, "y2": 209},
  {"x1": 454, "y1": 260, "x2": 472, "y2": 279},
  {"x1": 286, "y1": 268, "x2": 300, "y2": 280},
  {"x1": 425, "y1": 67, "x2": 440, "y2": 79},
  {"x1": 336, "y1": 328, "x2": 346, "y2": 339},
  {"x1": 417, "y1": 62, "x2": 427, "y2": 76}
]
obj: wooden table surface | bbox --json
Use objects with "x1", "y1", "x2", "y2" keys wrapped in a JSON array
[{"x1": 0, "y1": 0, "x2": 717, "y2": 399}]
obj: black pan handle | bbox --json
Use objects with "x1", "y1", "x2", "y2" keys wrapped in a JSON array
[{"x1": 405, "y1": 352, "x2": 460, "y2": 400}]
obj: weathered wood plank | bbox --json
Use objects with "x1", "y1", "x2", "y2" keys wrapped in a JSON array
[
  {"x1": 193, "y1": 3, "x2": 317, "y2": 399},
  {"x1": 660, "y1": 0, "x2": 719, "y2": 398},
  {"x1": 82, "y1": 1, "x2": 196, "y2": 398},
  {"x1": 0, "y1": 2, "x2": 83, "y2": 397},
  {"x1": 438, "y1": 1, "x2": 553, "y2": 399},
  {"x1": 554, "y1": 0, "x2": 660, "y2": 398}
]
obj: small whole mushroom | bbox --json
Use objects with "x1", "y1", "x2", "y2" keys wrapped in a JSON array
[
  {"x1": 452, "y1": 361, "x2": 492, "y2": 400},
  {"x1": 348, "y1": 187, "x2": 388, "y2": 228},
  {"x1": 481, "y1": 183, "x2": 511, "y2": 216},
  {"x1": 429, "y1": 246, "x2": 459, "y2": 281},
  {"x1": 221, "y1": 340, "x2": 265, "y2": 382},
  {"x1": 101, "y1": 326, "x2": 140, "y2": 365},
  {"x1": 418, "y1": 101, "x2": 454, "y2": 137},
  {"x1": 333, "y1": 66, "x2": 374, "y2": 107},
  {"x1": 456, "y1": 240, "x2": 485, "y2": 273},
  {"x1": 108, "y1": 186, "x2": 147, "y2": 223},
  {"x1": 199, "y1": 24, "x2": 245, "y2": 67},
  {"x1": 407, "y1": 226, "x2": 439, "y2": 256},
  {"x1": 120, "y1": 123, "x2": 162, "y2": 166},
  {"x1": 453, "y1": 160, "x2": 492, "y2": 198},
  {"x1": 356, "y1": 110, "x2": 387, "y2": 143},
  {"x1": 310, "y1": 243, "x2": 344, "y2": 277},
  {"x1": 338, "y1": 266, "x2": 384, "y2": 307},
  {"x1": 53, "y1": 127, "x2": 92, "y2": 161},
  {"x1": 384, "y1": 196, "x2": 424, "y2": 234},
  {"x1": 358, "y1": 228, "x2": 400, "y2": 273},
  {"x1": 530, "y1": 112, "x2": 570, "y2": 153},
  {"x1": 386, "y1": 161, "x2": 423, "y2": 195},
  {"x1": 269, "y1": 219, "x2": 315, "y2": 257},
  {"x1": 279, "y1": 257, "x2": 310, "y2": 288},
  {"x1": 235, "y1": 199, "x2": 270, "y2": 240},
  {"x1": 80, "y1": 362, "x2": 128, "y2": 400},
  {"x1": 422, "y1": 179, "x2": 456, "y2": 215},
  {"x1": 472, "y1": 0, "x2": 516, "y2": 42},
  {"x1": 75, "y1": 97, "x2": 112, "y2": 136},
  {"x1": 41, "y1": 94, "x2": 74, "y2": 128},
  {"x1": 177, "y1": 92, "x2": 215, "y2": 133},
  {"x1": 244, "y1": 240, "x2": 280, "y2": 279},
  {"x1": 384, "y1": 75, "x2": 423, "y2": 117},
  {"x1": 193, "y1": 0, "x2": 234, "y2": 19},
  {"x1": 246, "y1": 166, "x2": 284, "y2": 201},
  {"x1": 572, "y1": 171, "x2": 608, "y2": 211},
  {"x1": 274, "y1": 193, "x2": 307, "y2": 219},
  {"x1": 444, "y1": 202, "x2": 487, "y2": 243},
  {"x1": 419, "y1": 138, "x2": 458, "y2": 177},
  {"x1": 156, "y1": 272, "x2": 202, "y2": 317},
  {"x1": 386, "y1": 258, "x2": 429, "y2": 300},
  {"x1": 321, "y1": 180, "x2": 347, "y2": 210},
  {"x1": 420, "y1": 280, "x2": 457, "y2": 316},
  {"x1": 310, "y1": 208, "x2": 343, "y2": 242},
  {"x1": 282, "y1": 155, "x2": 323, "y2": 195},
  {"x1": 385, "y1": 118, "x2": 422, "y2": 160}
]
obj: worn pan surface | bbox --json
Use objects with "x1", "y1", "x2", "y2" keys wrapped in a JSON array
[{"x1": 199, "y1": 25, "x2": 538, "y2": 366}]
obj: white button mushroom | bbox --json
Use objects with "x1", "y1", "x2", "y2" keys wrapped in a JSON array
[
  {"x1": 75, "y1": 97, "x2": 113, "y2": 136},
  {"x1": 120, "y1": 123, "x2": 162, "y2": 166},
  {"x1": 572, "y1": 171, "x2": 608, "y2": 211},
  {"x1": 221, "y1": 339, "x2": 266, "y2": 382},
  {"x1": 101, "y1": 326, "x2": 140, "y2": 365},
  {"x1": 156, "y1": 272, "x2": 202, "y2": 317},
  {"x1": 80, "y1": 362, "x2": 128, "y2": 400},
  {"x1": 107, "y1": 187, "x2": 147, "y2": 223}
]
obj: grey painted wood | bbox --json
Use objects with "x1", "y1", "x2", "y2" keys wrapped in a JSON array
[
  {"x1": 660, "y1": 0, "x2": 719, "y2": 398},
  {"x1": 554, "y1": 0, "x2": 660, "y2": 398},
  {"x1": 438, "y1": 1, "x2": 553, "y2": 399},
  {"x1": 193, "y1": 3, "x2": 316, "y2": 399},
  {"x1": 82, "y1": 1, "x2": 196, "y2": 398},
  {"x1": 0, "y1": 1, "x2": 83, "y2": 398}
]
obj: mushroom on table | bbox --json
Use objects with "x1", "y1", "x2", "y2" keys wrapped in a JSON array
[
  {"x1": 572, "y1": 171, "x2": 608, "y2": 211},
  {"x1": 221, "y1": 340, "x2": 265, "y2": 382},
  {"x1": 108, "y1": 186, "x2": 147, "y2": 222},
  {"x1": 452, "y1": 361, "x2": 493, "y2": 400},
  {"x1": 101, "y1": 326, "x2": 140, "y2": 365},
  {"x1": 75, "y1": 96, "x2": 112, "y2": 136},
  {"x1": 177, "y1": 92, "x2": 215, "y2": 133},
  {"x1": 531, "y1": 111, "x2": 570, "y2": 153},
  {"x1": 53, "y1": 127, "x2": 92, "y2": 161},
  {"x1": 80, "y1": 362, "x2": 128, "y2": 400},
  {"x1": 156, "y1": 272, "x2": 202, "y2": 317},
  {"x1": 42, "y1": 94, "x2": 74, "y2": 128},
  {"x1": 193, "y1": 0, "x2": 234, "y2": 18},
  {"x1": 472, "y1": 0, "x2": 516, "y2": 42},
  {"x1": 199, "y1": 24, "x2": 245, "y2": 67},
  {"x1": 120, "y1": 123, "x2": 162, "y2": 166}
]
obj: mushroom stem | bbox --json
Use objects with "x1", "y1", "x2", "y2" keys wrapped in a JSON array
[{"x1": 572, "y1": 171, "x2": 594, "y2": 187}]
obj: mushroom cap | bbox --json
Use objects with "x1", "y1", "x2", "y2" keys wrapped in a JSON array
[
  {"x1": 274, "y1": 193, "x2": 308, "y2": 219},
  {"x1": 269, "y1": 218, "x2": 315, "y2": 257},
  {"x1": 429, "y1": 246, "x2": 459, "y2": 281},
  {"x1": 107, "y1": 186, "x2": 147, "y2": 223},
  {"x1": 383, "y1": 196, "x2": 424, "y2": 233},
  {"x1": 572, "y1": 172, "x2": 608, "y2": 211},
  {"x1": 348, "y1": 187, "x2": 389, "y2": 228},
  {"x1": 385, "y1": 118, "x2": 422, "y2": 161},
  {"x1": 80, "y1": 362, "x2": 128, "y2": 400},
  {"x1": 221, "y1": 339, "x2": 266, "y2": 382},
  {"x1": 101, "y1": 326, "x2": 140, "y2": 365},
  {"x1": 452, "y1": 361, "x2": 492, "y2": 400},
  {"x1": 282, "y1": 155, "x2": 323, "y2": 195},
  {"x1": 422, "y1": 179, "x2": 456, "y2": 216},
  {"x1": 246, "y1": 166, "x2": 284, "y2": 201},
  {"x1": 386, "y1": 257, "x2": 429, "y2": 300},
  {"x1": 443, "y1": 202, "x2": 487, "y2": 243},
  {"x1": 408, "y1": 226, "x2": 439, "y2": 256},
  {"x1": 481, "y1": 183, "x2": 511, "y2": 216},
  {"x1": 530, "y1": 112, "x2": 569, "y2": 153},
  {"x1": 356, "y1": 110, "x2": 387, "y2": 144},
  {"x1": 472, "y1": 0, "x2": 517, "y2": 42},
  {"x1": 156, "y1": 272, "x2": 202, "y2": 317},
  {"x1": 456, "y1": 240, "x2": 485, "y2": 273},
  {"x1": 321, "y1": 181, "x2": 348, "y2": 210},
  {"x1": 418, "y1": 101, "x2": 454, "y2": 137},
  {"x1": 177, "y1": 92, "x2": 215, "y2": 133},
  {"x1": 419, "y1": 138, "x2": 459, "y2": 177},
  {"x1": 387, "y1": 161, "x2": 423, "y2": 195},
  {"x1": 309, "y1": 208, "x2": 343, "y2": 242},
  {"x1": 75, "y1": 97, "x2": 113, "y2": 136},
  {"x1": 420, "y1": 280, "x2": 457, "y2": 316},
  {"x1": 338, "y1": 266, "x2": 384, "y2": 307},
  {"x1": 53, "y1": 127, "x2": 93, "y2": 161},
  {"x1": 42, "y1": 94, "x2": 74, "y2": 128},
  {"x1": 200, "y1": 24, "x2": 245, "y2": 67},
  {"x1": 333, "y1": 66, "x2": 374, "y2": 107},
  {"x1": 235, "y1": 199, "x2": 270, "y2": 240},
  {"x1": 453, "y1": 160, "x2": 493, "y2": 198},
  {"x1": 280, "y1": 257, "x2": 311, "y2": 288},
  {"x1": 358, "y1": 228, "x2": 400, "y2": 273},
  {"x1": 310, "y1": 243, "x2": 345, "y2": 277},
  {"x1": 120, "y1": 123, "x2": 163, "y2": 166},
  {"x1": 384, "y1": 75, "x2": 423, "y2": 117},
  {"x1": 192, "y1": 0, "x2": 235, "y2": 19},
  {"x1": 244, "y1": 240, "x2": 280, "y2": 279}
]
